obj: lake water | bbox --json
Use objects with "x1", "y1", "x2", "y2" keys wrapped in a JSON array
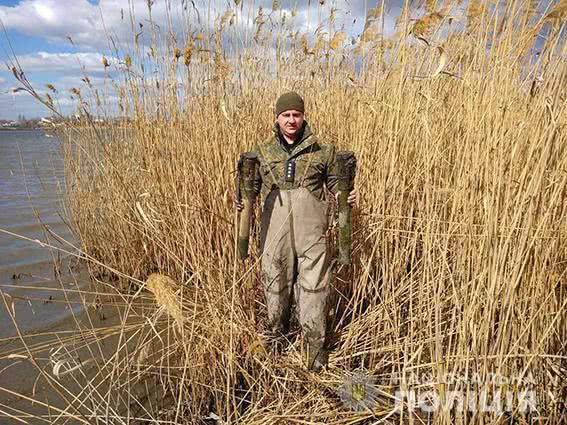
[
  {"x1": 0, "y1": 130, "x2": 93, "y2": 421},
  {"x1": 0, "y1": 130, "x2": 139, "y2": 422},
  {"x1": 0, "y1": 130, "x2": 69, "y2": 268},
  {"x1": 0, "y1": 130, "x2": 85, "y2": 338}
]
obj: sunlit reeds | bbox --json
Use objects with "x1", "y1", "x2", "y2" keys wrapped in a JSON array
[{"x1": 2, "y1": 0, "x2": 566, "y2": 423}]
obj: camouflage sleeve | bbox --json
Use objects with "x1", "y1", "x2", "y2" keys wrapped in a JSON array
[{"x1": 325, "y1": 144, "x2": 339, "y2": 195}]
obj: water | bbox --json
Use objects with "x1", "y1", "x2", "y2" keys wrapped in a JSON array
[
  {"x1": 0, "y1": 130, "x2": 130, "y2": 421},
  {"x1": 0, "y1": 130, "x2": 81, "y2": 337},
  {"x1": 0, "y1": 129, "x2": 233, "y2": 422},
  {"x1": 0, "y1": 130, "x2": 69, "y2": 261}
]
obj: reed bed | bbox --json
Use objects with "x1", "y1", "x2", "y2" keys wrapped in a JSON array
[{"x1": 3, "y1": 0, "x2": 567, "y2": 423}]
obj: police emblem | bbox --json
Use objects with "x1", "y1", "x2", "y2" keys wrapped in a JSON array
[{"x1": 338, "y1": 367, "x2": 379, "y2": 412}]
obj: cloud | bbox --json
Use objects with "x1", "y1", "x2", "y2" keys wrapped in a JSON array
[
  {"x1": 0, "y1": 0, "x2": 102, "y2": 47},
  {"x1": 0, "y1": 77, "x2": 5, "y2": 86},
  {"x1": 14, "y1": 51, "x2": 109, "y2": 73},
  {"x1": 58, "y1": 75, "x2": 108, "y2": 86},
  {"x1": 0, "y1": 0, "x2": 252, "y2": 50},
  {"x1": 0, "y1": 0, "x2": 412, "y2": 119},
  {"x1": 0, "y1": 72, "x2": 120, "y2": 119},
  {"x1": 0, "y1": 0, "x2": 152, "y2": 49},
  {"x1": 0, "y1": 90, "x2": 57, "y2": 118},
  {"x1": 0, "y1": 0, "x2": 388, "y2": 51}
]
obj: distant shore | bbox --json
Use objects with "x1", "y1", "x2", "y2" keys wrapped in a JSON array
[{"x1": 0, "y1": 127, "x2": 44, "y2": 131}]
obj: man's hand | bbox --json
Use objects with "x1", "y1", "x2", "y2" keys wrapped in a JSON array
[
  {"x1": 335, "y1": 189, "x2": 358, "y2": 208},
  {"x1": 347, "y1": 189, "x2": 358, "y2": 207},
  {"x1": 234, "y1": 195, "x2": 244, "y2": 212}
]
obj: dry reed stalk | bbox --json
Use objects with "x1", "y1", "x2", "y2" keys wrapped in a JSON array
[{"x1": 3, "y1": 0, "x2": 567, "y2": 423}]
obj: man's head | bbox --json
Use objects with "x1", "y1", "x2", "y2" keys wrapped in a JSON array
[{"x1": 275, "y1": 91, "x2": 305, "y2": 141}]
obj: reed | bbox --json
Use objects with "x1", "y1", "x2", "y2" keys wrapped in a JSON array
[{"x1": 3, "y1": 0, "x2": 566, "y2": 423}]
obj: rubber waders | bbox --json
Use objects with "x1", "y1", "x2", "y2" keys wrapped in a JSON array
[
  {"x1": 336, "y1": 151, "x2": 357, "y2": 265},
  {"x1": 237, "y1": 152, "x2": 259, "y2": 260}
]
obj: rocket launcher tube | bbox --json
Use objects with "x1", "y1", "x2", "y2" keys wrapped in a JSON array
[
  {"x1": 336, "y1": 151, "x2": 357, "y2": 265},
  {"x1": 237, "y1": 152, "x2": 259, "y2": 260}
]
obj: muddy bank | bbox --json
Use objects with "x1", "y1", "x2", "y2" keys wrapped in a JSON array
[
  {"x1": 0, "y1": 130, "x2": 168, "y2": 423},
  {"x1": 0, "y1": 266, "x2": 164, "y2": 424}
]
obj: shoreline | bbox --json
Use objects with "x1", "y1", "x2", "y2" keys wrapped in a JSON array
[
  {"x1": 0, "y1": 128, "x2": 46, "y2": 132},
  {"x1": 0, "y1": 260, "x2": 161, "y2": 423}
]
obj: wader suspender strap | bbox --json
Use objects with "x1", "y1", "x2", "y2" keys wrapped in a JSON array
[
  {"x1": 257, "y1": 144, "x2": 280, "y2": 189},
  {"x1": 257, "y1": 135, "x2": 317, "y2": 191},
  {"x1": 297, "y1": 144, "x2": 316, "y2": 189}
]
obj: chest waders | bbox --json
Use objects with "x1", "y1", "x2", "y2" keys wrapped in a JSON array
[
  {"x1": 260, "y1": 186, "x2": 330, "y2": 371},
  {"x1": 257, "y1": 143, "x2": 332, "y2": 371}
]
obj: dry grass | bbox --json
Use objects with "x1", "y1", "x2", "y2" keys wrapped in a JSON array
[{"x1": 2, "y1": 0, "x2": 567, "y2": 423}]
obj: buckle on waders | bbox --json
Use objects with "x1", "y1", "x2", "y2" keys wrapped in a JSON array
[{"x1": 284, "y1": 159, "x2": 296, "y2": 183}]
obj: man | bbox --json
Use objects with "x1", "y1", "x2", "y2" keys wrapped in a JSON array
[{"x1": 237, "y1": 92, "x2": 357, "y2": 371}]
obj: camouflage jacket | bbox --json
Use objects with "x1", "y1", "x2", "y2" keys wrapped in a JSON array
[{"x1": 253, "y1": 122, "x2": 338, "y2": 202}]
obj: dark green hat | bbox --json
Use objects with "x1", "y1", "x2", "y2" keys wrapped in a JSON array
[{"x1": 275, "y1": 91, "x2": 305, "y2": 116}]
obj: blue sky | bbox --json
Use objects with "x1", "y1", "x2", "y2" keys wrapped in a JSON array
[
  {"x1": 0, "y1": 0, "x2": 413, "y2": 120},
  {"x1": 0, "y1": 1, "x2": 557, "y2": 120},
  {"x1": 0, "y1": 0, "x2": 119, "y2": 119}
]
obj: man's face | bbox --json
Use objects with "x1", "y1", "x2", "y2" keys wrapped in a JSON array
[{"x1": 277, "y1": 109, "x2": 304, "y2": 141}]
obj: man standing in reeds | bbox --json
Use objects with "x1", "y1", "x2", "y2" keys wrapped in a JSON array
[{"x1": 237, "y1": 92, "x2": 357, "y2": 371}]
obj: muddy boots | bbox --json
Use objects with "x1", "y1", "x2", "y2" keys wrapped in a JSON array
[{"x1": 303, "y1": 335, "x2": 329, "y2": 372}]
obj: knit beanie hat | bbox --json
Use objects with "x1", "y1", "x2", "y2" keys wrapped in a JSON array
[{"x1": 275, "y1": 91, "x2": 305, "y2": 116}]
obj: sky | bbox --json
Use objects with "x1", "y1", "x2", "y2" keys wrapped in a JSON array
[
  {"x1": 0, "y1": 0, "x2": 417, "y2": 120},
  {"x1": 0, "y1": 1, "x2": 557, "y2": 120}
]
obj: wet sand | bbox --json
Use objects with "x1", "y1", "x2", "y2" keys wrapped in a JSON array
[{"x1": 0, "y1": 263, "x2": 162, "y2": 424}]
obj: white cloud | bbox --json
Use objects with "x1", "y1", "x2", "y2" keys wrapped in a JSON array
[
  {"x1": 15, "y1": 51, "x2": 108, "y2": 73},
  {"x1": 0, "y1": 0, "x2": 229, "y2": 49},
  {"x1": 58, "y1": 75, "x2": 108, "y2": 86},
  {"x1": 0, "y1": 90, "x2": 59, "y2": 118},
  {"x1": 0, "y1": 0, "x2": 101, "y2": 47},
  {"x1": 0, "y1": 0, "x2": 411, "y2": 120},
  {"x1": 0, "y1": 74, "x2": 120, "y2": 119},
  {"x1": 0, "y1": 0, "x2": 387, "y2": 51},
  {"x1": 1, "y1": 0, "x2": 146, "y2": 49}
]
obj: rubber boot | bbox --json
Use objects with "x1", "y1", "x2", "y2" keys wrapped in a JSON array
[{"x1": 304, "y1": 340, "x2": 329, "y2": 372}]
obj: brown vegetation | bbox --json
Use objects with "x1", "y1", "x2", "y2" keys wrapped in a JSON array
[{"x1": 3, "y1": 0, "x2": 567, "y2": 423}]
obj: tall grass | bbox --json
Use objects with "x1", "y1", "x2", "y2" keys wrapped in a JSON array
[{"x1": 3, "y1": 0, "x2": 567, "y2": 423}]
